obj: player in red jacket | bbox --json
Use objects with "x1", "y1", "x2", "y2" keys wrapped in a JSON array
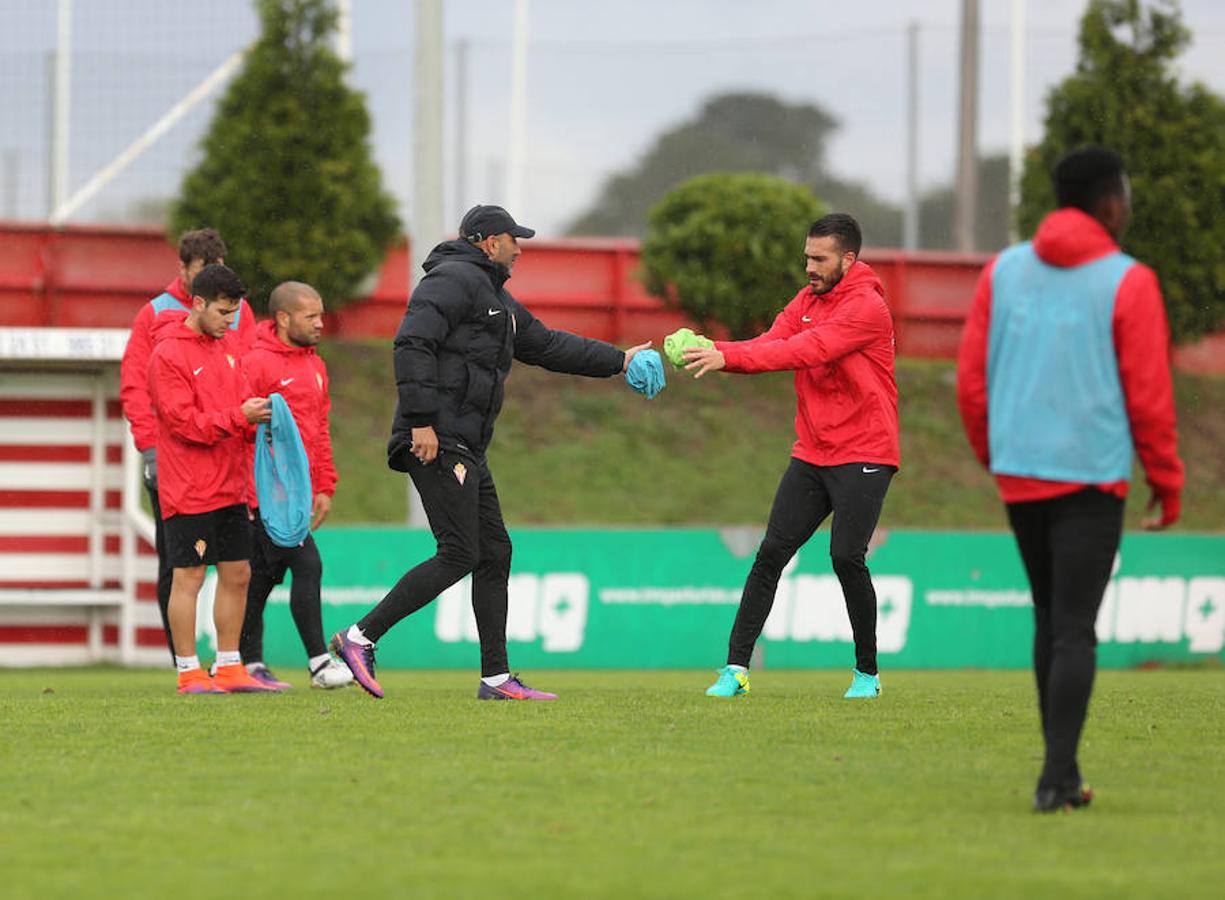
[
  {"x1": 238, "y1": 281, "x2": 351, "y2": 690},
  {"x1": 682, "y1": 213, "x2": 899, "y2": 701},
  {"x1": 119, "y1": 229, "x2": 256, "y2": 660},
  {"x1": 957, "y1": 147, "x2": 1183, "y2": 812},
  {"x1": 147, "y1": 264, "x2": 274, "y2": 695}
]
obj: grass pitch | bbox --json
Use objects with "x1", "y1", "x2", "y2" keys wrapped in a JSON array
[{"x1": 2, "y1": 668, "x2": 1223, "y2": 899}]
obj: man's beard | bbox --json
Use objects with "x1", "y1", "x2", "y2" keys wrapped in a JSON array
[{"x1": 809, "y1": 269, "x2": 844, "y2": 295}]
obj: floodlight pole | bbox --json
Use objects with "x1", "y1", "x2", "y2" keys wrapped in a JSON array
[
  {"x1": 51, "y1": 0, "x2": 72, "y2": 218},
  {"x1": 408, "y1": 0, "x2": 446, "y2": 527},
  {"x1": 903, "y1": 21, "x2": 920, "y2": 251},
  {"x1": 506, "y1": 0, "x2": 530, "y2": 213},
  {"x1": 336, "y1": 0, "x2": 353, "y2": 64},
  {"x1": 455, "y1": 37, "x2": 470, "y2": 221},
  {"x1": 1009, "y1": 0, "x2": 1027, "y2": 242},
  {"x1": 954, "y1": 0, "x2": 980, "y2": 252}
]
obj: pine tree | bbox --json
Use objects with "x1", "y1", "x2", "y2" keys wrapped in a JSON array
[
  {"x1": 1017, "y1": 0, "x2": 1225, "y2": 342},
  {"x1": 172, "y1": 0, "x2": 400, "y2": 311}
]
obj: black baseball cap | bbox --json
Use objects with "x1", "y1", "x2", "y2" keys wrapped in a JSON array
[{"x1": 458, "y1": 204, "x2": 535, "y2": 242}]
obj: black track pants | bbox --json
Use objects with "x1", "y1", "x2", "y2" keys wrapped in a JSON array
[
  {"x1": 1007, "y1": 488, "x2": 1124, "y2": 795},
  {"x1": 146, "y1": 485, "x2": 175, "y2": 665},
  {"x1": 358, "y1": 451, "x2": 513, "y2": 677},
  {"x1": 727, "y1": 458, "x2": 895, "y2": 673},
  {"x1": 240, "y1": 510, "x2": 326, "y2": 663}
]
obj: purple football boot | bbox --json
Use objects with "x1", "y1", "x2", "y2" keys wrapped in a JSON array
[
  {"x1": 476, "y1": 674, "x2": 558, "y2": 701},
  {"x1": 328, "y1": 630, "x2": 383, "y2": 699}
]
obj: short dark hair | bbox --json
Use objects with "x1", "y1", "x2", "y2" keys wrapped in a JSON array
[
  {"x1": 190, "y1": 263, "x2": 246, "y2": 304},
  {"x1": 269, "y1": 281, "x2": 320, "y2": 315},
  {"x1": 1053, "y1": 146, "x2": 1127, "y2": 214},
  {"x1": 178, "y1": 228, "x2": 226, "y2": 265},
  {"x1": 808, "y1": 213, "x2": 862, "y2": 256}
]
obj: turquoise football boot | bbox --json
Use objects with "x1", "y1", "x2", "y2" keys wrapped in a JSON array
[
  {"x1": 705, "y1": 665, "x2": 750, "y2": 697},
  {"x1": 843, "y1": 668, "x2": 881, "y2": 699}
]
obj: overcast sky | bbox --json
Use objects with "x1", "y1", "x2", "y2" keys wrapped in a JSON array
[{"x1": 3, "y1": 0, "x2": 1224, "y2": 236}]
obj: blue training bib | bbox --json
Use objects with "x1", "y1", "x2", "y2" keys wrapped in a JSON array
[{"x1": 255, "y1": 393, "x2": 313, "y2": 547}]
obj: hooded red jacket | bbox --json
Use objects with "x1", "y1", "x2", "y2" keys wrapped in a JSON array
[
  {"x1": 147, "y1": 314, "x2": 257, "y2": 518},
  {"x1": 956, "y1": 207, "x2": 1184, "y2": 514},
  {"x1": 716, "y1": 261, "x2": 899, "y2": 468},
  {"x1": 120, "y1": 276, "x2": 256, "y2": 452},
  {"x1": 241, "y1": 320, "x2": 338, "y2": 501}
]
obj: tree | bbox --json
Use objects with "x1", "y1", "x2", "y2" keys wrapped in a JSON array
[
  {"x1": 569, "y1": 93, "x2": 896, "y2": 243},
  {"x1": 1017, "y1": 0, "x2": 1225, "y2": 341},
  {"x1": 172, "y1": 0, "x2": 400, "y2": 311},
  {"x1": 640, "y1": 173, "x2": 826, "y2": 340}
]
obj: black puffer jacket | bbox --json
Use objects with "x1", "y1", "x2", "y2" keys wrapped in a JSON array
[{"x1": 387, "y1": 240, "x2": 625, "y2": 469}]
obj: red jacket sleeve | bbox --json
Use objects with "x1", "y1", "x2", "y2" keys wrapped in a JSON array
[
  {"x1": 119, "y1": 304, "x2": 159, "y2": 451},
  {"x1": 956, "y1": 259, "x2": 995, "y2": 469},
  {"x1": 1114, "y1": 264, "x2": 1184, "y2": 499},
  {"x1": 729, "y1": 297, "x2": 802, "y2": 349},
  {"x1": 313, "y1": 359, "x2": 339, "y2": 496},
  {"x1": 149, "y1": 351, "x2": 249, "y2": 446},
  {"x1": 717, "y1": 291, "x2": 890, "y2": 373}
]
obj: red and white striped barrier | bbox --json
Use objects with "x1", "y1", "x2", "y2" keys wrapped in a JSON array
[{"x1": 0, "y1": 328, "x2": 165, "y2": 666}]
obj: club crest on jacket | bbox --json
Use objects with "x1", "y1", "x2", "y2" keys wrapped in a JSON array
[{"x1": 453, "y1": 462, "x2": 467, "y2": 486}]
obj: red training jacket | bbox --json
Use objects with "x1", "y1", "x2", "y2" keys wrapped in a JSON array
[
  {"x1": 148, "y1": 313, "x2": 257, "y2": 518},
  {"x1": 242, "y1": 319, "x2": 339, "y2": 502},
  {"x1": 120, "y1": 276, "x2": 256, "y2": 452},
  {"x1": 956, "y1": 207, "x2": 1184, "y2": 514},
  {"x1": 716, "y1": 261, "x2": 899, "y2": 468}
]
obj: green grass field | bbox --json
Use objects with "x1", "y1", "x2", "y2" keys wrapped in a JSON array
[
  {"x1": 3, "y1": 667, "x2": 1223, "y2": 898},
  {"x1": 319, "y1": 343, "x2": 1225, "y2": 531}
]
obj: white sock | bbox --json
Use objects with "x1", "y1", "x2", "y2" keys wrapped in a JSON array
[
  {"x1": 215, "y1": 650, "x2": 241, "y2": 667},
  {"x1": 727, "y1": 664, "x2": 747, "y2": 673},
  {"x1": 308, "y1": 653, "x2": 331, "y2": 674},
  {"x1": 347, "y1": 625, "x2": 372, "y2": 646},
  {"x1": 175, "y1": 655, "x2": 201, "y2": 673},
  {"x1": 481, "y1": 672, "x2": 510, "y2": 687},
  {"x1": 245, "y1": 660, "x2": 265, "y2": 673}
]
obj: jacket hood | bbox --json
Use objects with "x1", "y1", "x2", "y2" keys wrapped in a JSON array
[
  {"x1": 150, "y1": 308, "x2": 196, "y2": 342},
  {"x1": 253, "y1": 318, "x2": 316, "y2": 355},
  {"x1": 166, "y1": 276, "x2": 190, "y2": 303},
  {"x1": 1032, "y1": 207, "x2": 1120, "y2": 268},
  {"x1": 819, "y1": 259, "x2": 885, "y2": 302},
  {"x1": 422, "y1": 239, "x2": 510, "y2": 287}
]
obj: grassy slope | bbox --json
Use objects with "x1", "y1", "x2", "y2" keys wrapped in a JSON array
[
  {"x1": 3, "y1": 668, "x2": 1223, "y2": 899},
  {"x1": 320, "y1": 341, "x2": 1225, "y2": 530}
]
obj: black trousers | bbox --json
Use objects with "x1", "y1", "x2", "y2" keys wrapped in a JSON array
[
  {"x1": 146, "y1": 484, "x2": 175, "y2": 665},
  {"x1": 240, "y1": 509, "x2": 326, "y2": 663},
  {"x1": 727, "y1": 458, "x2": 895, "y2": 673},
  {"x1": 358, "y1": 451, "x2": 513, "y2": 677},
  {"x1": 1007, "y1": 488, "x2": 1124, "y2": 795}
]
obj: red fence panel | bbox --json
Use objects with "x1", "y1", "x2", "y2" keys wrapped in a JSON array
[{"x1": 1, "y1": 221, "x2": 1221, "y2": 371}]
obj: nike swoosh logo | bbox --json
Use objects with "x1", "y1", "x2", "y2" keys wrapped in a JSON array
[
  {"x1": 488, "y1": 308, "x2": 502, "y2": 316},
  {"x1": 801, "y1": 316, "x2": 812, "y2": 323},
  {"x1": 862, "y1": 466, "x2": 881, "y2": 474},
  {"x1": 280, "y1": 378, "x2": 295, "y2": 386},
  {"x1": 193, "y1": 366, "x2": 204, "y2": 375}
]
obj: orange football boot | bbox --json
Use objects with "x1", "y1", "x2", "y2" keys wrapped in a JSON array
[
  {"x1": 177, "y1": 668, "x2": 223, "y2": 695},
  {"x1": 212, "y1": 663, "x2": 281, "y2": 693}
]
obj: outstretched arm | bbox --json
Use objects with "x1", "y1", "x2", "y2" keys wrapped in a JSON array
[{"x1": 511, "y1": 298, "x2": 626, "y2": 377}]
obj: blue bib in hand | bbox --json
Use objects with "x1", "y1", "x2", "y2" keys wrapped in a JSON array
[
  {"x1": 255, "y1": 393, "x2": 312, "y2": 547},
  {"x1": 625, "y1": 349, "x2": 666, "y2": 399}
]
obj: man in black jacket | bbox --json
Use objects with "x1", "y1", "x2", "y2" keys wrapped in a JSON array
[{"x1": 331, "y1": 205, "x2": 650, "y2": 700}]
